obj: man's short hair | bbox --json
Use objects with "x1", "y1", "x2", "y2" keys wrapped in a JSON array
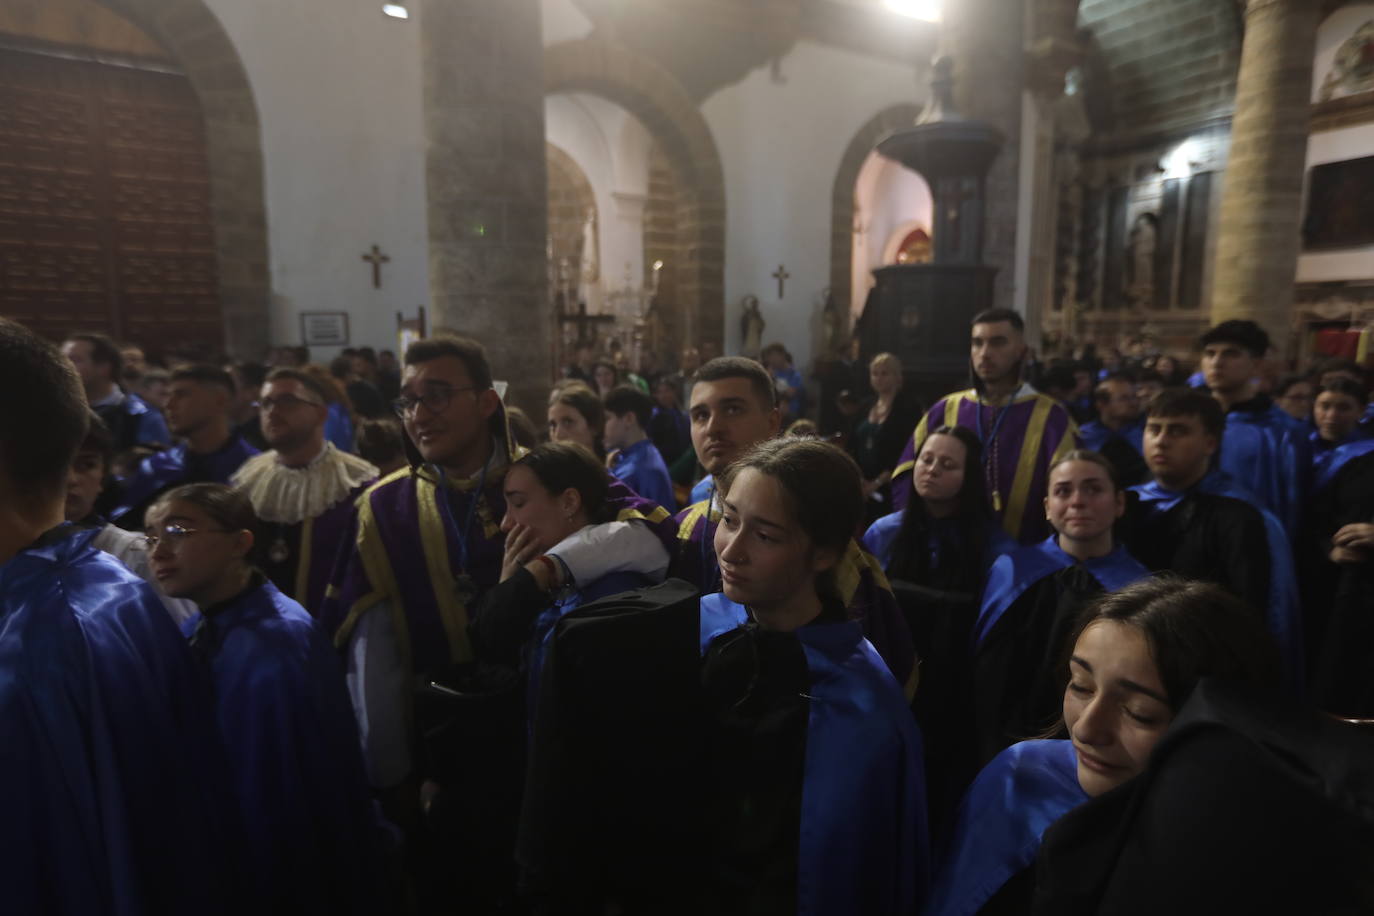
[
  {"x1": 1274, "y1": 371, "x2": 1313, "y2": 399},
  {"x1": 1, "y1": 319, "x2": 90, "y2": 500},
  {"x1": 1198, "y1": 319, "x2": 1269, "y2": 358},
  {"x1": 404, "y1": 335, "x2": 493, "y2": 390},
  {"x1": 1318, "y1": 377, "x2": 1369, "y2": 406},
  {"x1": 170, "y1": 364, "x2": 237, "y2": 395},
  {"x1": 232, "y1": 360, "x2": 268, "y2": 391},
  {"x1": 971, "y1": 308, "x2": 1025, "y2": 334},
  {"x1": 691, "y1": 356, "x2": 777, "y2": 409},
  {"x1": 66, "y1": 332, "x2": 123, "y2": 381},
  {"x1": 1037, "y1": 366, "x2": 1076, "y2": 396},
  {"x1": 603, "y1": 385, "x2": 654, "y2": 429},
  {"x1": 1314, "y1": 357, "x2": 1365, "y2": 383},
  {"x1": 1095, "y1": 372, "x2": 1135, "y2": 403},
  {"x1": 1146, "y1": 387, "x2": 1224, "y2": 439},
  {"x1": 265, "y1": 367, "x2": 333, "y2": 405}
]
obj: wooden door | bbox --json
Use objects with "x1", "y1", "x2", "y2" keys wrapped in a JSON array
[{"x1": 0, "y1": 46, "x2": 221, "y2": 353}]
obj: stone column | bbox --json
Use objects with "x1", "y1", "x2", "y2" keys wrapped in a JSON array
[
  {"x1": 421, "y1": 0, "x2": 550, "y2": 412},
  {"x1": 1209, "y1": 0, "x2": 1319, "y2": 356},
  {"x1": 943, "y1": 0, "x2": 1026, "y2": 312}
]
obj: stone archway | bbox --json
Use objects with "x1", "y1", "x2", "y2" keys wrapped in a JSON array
[
  {"x1": 545, "y1": 34, "x2": 725, "y2": 357},
  {"x1": 93, "y1": 0, "x2": 270, "y2": 358},
  {"x1": 829, "y1": 103, "x2": 923, "y2": 317}
]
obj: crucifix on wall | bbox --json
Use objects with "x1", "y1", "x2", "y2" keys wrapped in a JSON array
[
  {"x1": 362, "y1": 244, "x2": 391, "y2": 289},
  {"x1": 771, "y1": 263, "x2": 790, "y2": 298}
]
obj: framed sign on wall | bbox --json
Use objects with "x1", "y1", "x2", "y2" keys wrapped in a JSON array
[{"x1": 300, "y1": 311, "x2": 350, "y2": 347}]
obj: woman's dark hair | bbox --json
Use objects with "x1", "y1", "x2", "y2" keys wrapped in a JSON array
[
  {"x1": 504, "y1": 405, "x2": 542, "y2": 450},
  {"x1": 511, "y1": 441, "x2": 614, "y2": 525},
  {"x1": 889, "y1": 425, "x2": 990, "y2": 590},
  {"x1": 151, "y1": 483, "x2": 262, "y2": 566},
  {"x1": 550, "y1": 383, "x2": 606, "y2": 458},
  {"x1": 1059, "y1": 577, "x2": 1282, "y2": 716},
  {"x1": 354, "y1": 417, "x2": 406, "y2": 468},
  {"x1": 717, "y1": 437, "x2": 863, "y2": 604}
]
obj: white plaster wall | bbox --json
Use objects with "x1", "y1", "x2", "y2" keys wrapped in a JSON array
[
  {"x1": 1297, "y1": 122, "x2": 1374, "y2": 283},
  {"x1": 544, "y1": 93, "x2": 653, "y2": 313},
  {"x1": 542, "y1": 0, "x2": 593, "y2": 46},
  {"x1": 702, "y1": 39, "x2": 925, "y2": 374},
  {"x1": 204, "y1": 0, "x2": 430, "y2": 362},
  {"x1": 1314, "y1": 3, "x2": 1374, "y2": 103},
  {"x1": 851, "y1": 150, "x2": 933, "y2": 313}
]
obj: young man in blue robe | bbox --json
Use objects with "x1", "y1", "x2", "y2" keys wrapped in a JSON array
[
  {"x1": 62, "y1": 331, "x2": 170, "y2": 450},
  {"x1": 670, "y1": 356, "x2": 918, "y2": 693},
  {"x1": 0, "y1": 318, "x2": 243, "y2": 914},
  {"x1": 1198, "y1": 319, "x2": 1309, "y2": 537},
  {"x1": 231, "y1": 368, "x2": 378, "y2": 616},
  {"x1": 603, "y1": 384, "x2": 676, "y2": 510},
  {"x1": 1077, "y1": 373, "x2": 1148, "y2": 485},
  {"x1": 1123, "y1": 388, "x2": 1302, "y2": 680},
  {"x1": 111, "y1": 364, "x2": 260, "y2": 529}
]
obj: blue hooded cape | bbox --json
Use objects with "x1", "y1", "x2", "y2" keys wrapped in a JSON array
[
  {"x1": 1314, "y1": 437, "x2": 1374, "y2": 493},
  {"x1": 182, "y1": 579, "x2": 388, "y2": 912},
  {"x1": 976, "y1": 537, "x2": 1150, "y2": 648},
  {"x1": 1217, "y1": 402, "x2": 1309, "y2": 538},
  {"x1": 924, "y1": 740, "x2": 1086, "y2": 916},
  {"x1": 0, "y1": 526, "x2": 244, "y2": 914},
  {"x1": 111, "y1": 436, "x2": 261, "y2": 525},
  {"x1": 699, "y1": 594, "x2": 930, "y2": 915}
]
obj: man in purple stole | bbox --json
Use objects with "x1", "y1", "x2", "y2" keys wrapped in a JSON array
[
  {"x1": 231, "y1": 368, "x2": 378, "y2": 616},
  {"x1": 891, "y1": 309, "x2": 1079, "y2": 544},
  {"x1": 670, "y1": 357, "x2": 917, "y2": 693},
  {"x1": 323, "y1": 337, "x2": 675, "y2": 792}
]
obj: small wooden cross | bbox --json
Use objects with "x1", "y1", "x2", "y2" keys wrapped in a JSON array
[
  {"x1": 771, "y1": 264, "x2": 790, "y2": 298},
  {"x1": 362, "y1": 244, "x2": 391, "y2": 289}
]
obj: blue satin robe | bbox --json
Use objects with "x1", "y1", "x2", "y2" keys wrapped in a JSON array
[
  {"x1": 182, "y1": 581, "x2": 387, "y2": 912},
  {"x1": 699, "y1": 595, "x2": 930, "y2": 915},
  {"x1": 608, "y1": 437, "x2": 676, "y2": 510},
  {"x1": 1314, "y1": 437, "x2": 1374, "y2": 493},
  {"x1": 1077, "y1": 418, "x2": 1144, "y2": 456},
  {"x1": 1218, "y1": 401, "x2": 1309, "y2": 538},
  {"x1": 111, "y1": 436, "x2": 261, "y2": 525},
  {"x1": 924, "y1": 740, "x2": 1087, "y2": 916},
  {"x1": 1132, "y1": 470, "x2": 1302, "y2": 681},
  {"x1": 0, "y1": 526, "x2": 243, "y2": 914},
  {"x1": 976, "y1": 538, "x2": 1150, "y2": 648},
  {"x1": 690, "y1": 473, "x2": 715, "y2": 505}
]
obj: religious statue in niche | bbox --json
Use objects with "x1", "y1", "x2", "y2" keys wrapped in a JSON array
[
  {"x1": 1126, "y1": 212, "x2": 1157, "y2": 310},
  {"x1": 740, "y1": 295, "x2": 765, "y2": 357},
  {"x1": 819, "y1": 287, "x2": 850, "y2": 360},
  {"x1": 1319, "y1": 20, "x2": 1374, "y2": 102}
]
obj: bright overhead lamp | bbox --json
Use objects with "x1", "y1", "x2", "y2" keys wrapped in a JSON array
[
  {"x1": 883, "y1": 0, "x2": 941, "y2": 22},
  {"x1": 382, "y1": 4, "x2": 409, "y2": 20}
]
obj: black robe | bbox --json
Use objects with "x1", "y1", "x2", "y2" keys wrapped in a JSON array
[
  {"x1": 1120, "y1": 489, "x2": 1273, "y2": 618},
  {"x1": 1033, "y1": 679, "x2": 1374, "y2": 915},
  {"x1": 1302, "y1": 450, "x2": 1374, "y2": 716}
]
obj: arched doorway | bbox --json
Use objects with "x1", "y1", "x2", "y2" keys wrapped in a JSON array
[
  {"x1": 0, "y1": 0, "x2": 269, "y2": 358},
  {"x1": 544, "y1": 35, "x2": 726, "y2": 364}
]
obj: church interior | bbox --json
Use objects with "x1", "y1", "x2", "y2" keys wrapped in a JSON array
[{"x1": 3, "y1": 0, "x2": 1370, "y2": 409}]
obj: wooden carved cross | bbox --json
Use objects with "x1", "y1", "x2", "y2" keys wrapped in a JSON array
[
  {"x1": 362, "y1": 244, "x2": 391, "y2": 289},
  {"x1": 772, "y1": 264, "x2": 790, "y2": 298}
]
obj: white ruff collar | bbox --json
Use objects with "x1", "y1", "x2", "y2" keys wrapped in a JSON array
[{"x1": 232, "y1": 443, "x2": 378, "y2": 524}]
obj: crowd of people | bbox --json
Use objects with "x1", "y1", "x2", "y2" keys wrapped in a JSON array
[{"x1": 2, "y1": 308, "x2": 1372, "y2": 915}]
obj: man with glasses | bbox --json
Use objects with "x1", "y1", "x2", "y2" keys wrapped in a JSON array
[
  {"x1": 231, "y1": 368, "x2": 378, "y2": 615},
  {"x1": 0, "y1": 318, "x2": 245, "y2": 911},
  {"x1": 110, "y1": 364, "x2": 260, "y2": 529},
  {"x1": 323, "y1": 335, "x2": 672, "y2": 909}
]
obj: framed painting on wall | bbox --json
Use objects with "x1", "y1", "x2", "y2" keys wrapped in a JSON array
[
  {"x1": 1303, "y1": 156, "x2": 1374, "y2": 250},
  {"x1": 300, "y1": 311, "x2": 350, "y2": 347}
]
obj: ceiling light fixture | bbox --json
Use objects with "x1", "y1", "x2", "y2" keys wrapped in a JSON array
[
  {"x1": 382, "y1": 4, "x2": 409, "y2": 20},
  {"x1": 883, "y1": 0, "x2": 941, "y2": 22}
]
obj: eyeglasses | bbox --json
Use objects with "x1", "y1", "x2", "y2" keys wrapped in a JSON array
[
  {"x1": 143, "y1": 524, "x2": 234, "y2": 552},
  {"x1": 392, "y1": 385, "x2": 480, "y2": 418},
  {"x1": 254, "y1": 394, "x2": 324, "y2": 412}
]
